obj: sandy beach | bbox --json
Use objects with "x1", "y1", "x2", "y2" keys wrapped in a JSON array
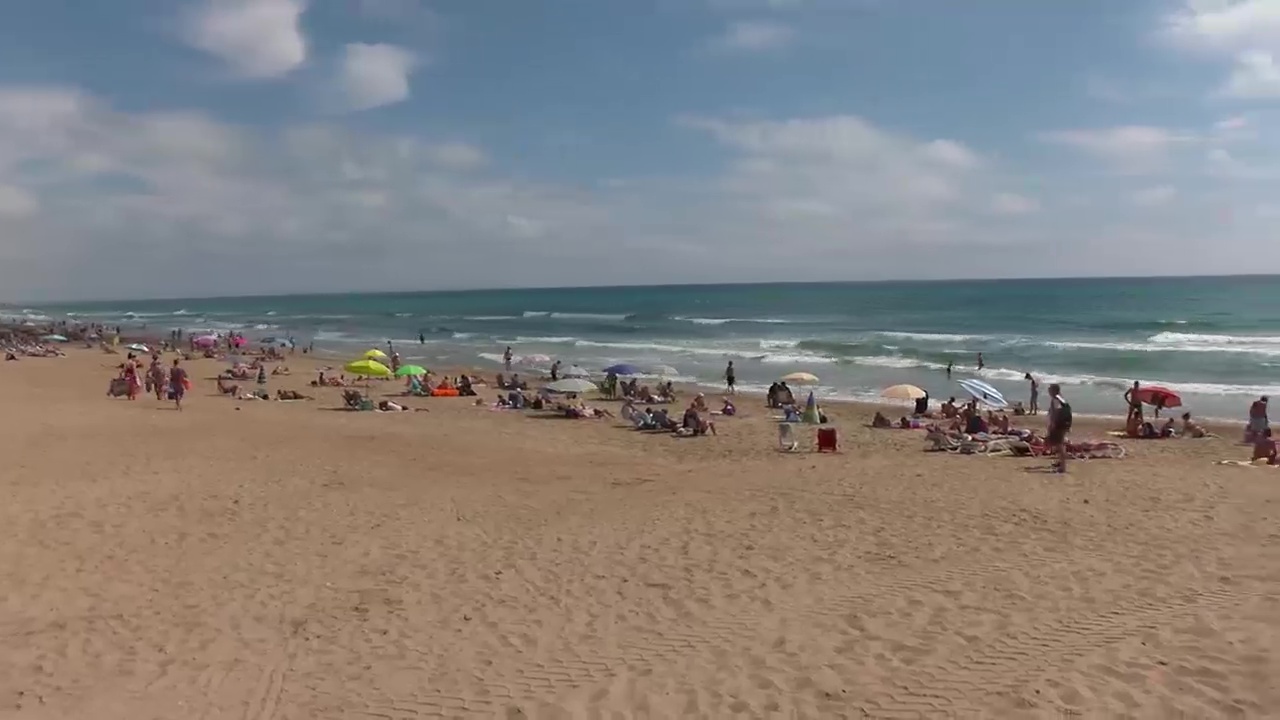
[{"x1": 2, "y1": 347, "x2": 1277, "y2": 719}]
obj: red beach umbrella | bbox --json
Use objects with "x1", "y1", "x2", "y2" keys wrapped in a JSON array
[{"x1": 1136, "y1": 385, "x2": 1182, "y2": 409}]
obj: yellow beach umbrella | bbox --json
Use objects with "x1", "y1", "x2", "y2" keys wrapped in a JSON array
[
  {"x1": 881, "y1": 383, "x2": 927, "y2": 401},
  {"x1": 363, "y1": 348, "x2": 389, "y2": 360},
  {"x1": 780, "y1": 371, "x2": 819, "y2": 385},
  {"x1": 345, "y1": 359, "x2": 391, "y2": 378}
]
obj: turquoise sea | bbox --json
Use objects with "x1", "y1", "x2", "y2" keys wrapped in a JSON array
[{"x1": 9, "y1": 276, "x2": 1280, "y2": 419}]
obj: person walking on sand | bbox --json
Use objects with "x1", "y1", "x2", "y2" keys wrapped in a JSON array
[
  {"x1": 503, "y1": 346, "x2": 513, "y2": 371},
  {"x1": 1025, "y1": 373, "x2": 1039, "y2": 415},
  {"x1": 169, "y1": 359, "x2": 188, "y2": 411},
  {"x1": 976, "y1": 353, "x2": 984, "y2": 371},
  {"x1": 1046, "y1": 383, "x2": 1071, "y2": 473},
  {"x1": 550, "y1": 360, "x2": 561, "y2": 381},
  {"x1": 724, "y1": 361, "x2": 736, "y2": 394}
]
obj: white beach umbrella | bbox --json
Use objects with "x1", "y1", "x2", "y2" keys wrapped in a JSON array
[
  {"x1": 545, "y1": 378, "x2": 597, "y2": 394},
  {"x1": 780, "y1": 371, "x2": 819, "y2": 385},
  {"x1": 561, "y1": 365, "x2": 591, "y2": 379}
]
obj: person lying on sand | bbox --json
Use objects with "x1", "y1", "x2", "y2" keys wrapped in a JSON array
[{"x1": 275, "y1": 389, "x2": 311, "y2": 401}]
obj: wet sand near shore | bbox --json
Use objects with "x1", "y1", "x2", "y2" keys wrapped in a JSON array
[{"x1": 1, "y1": 348, "x2": 1277, "y2": 719}]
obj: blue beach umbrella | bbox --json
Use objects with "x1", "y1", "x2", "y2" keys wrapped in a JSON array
[
  {"x1": 957, "y1": 378, "x2": 1008, "y2": 408},
  {"x1": 603, "y1": 363, "x2": 642, "y2": 376}
]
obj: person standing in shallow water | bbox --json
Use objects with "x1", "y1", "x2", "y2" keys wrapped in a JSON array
[
  {"x1": 1025, "y1": 373, "x2": 1039, "y2": 415},
  {"x1": 976, "y1": 353, "x2": 984, "y2": 371},
  {"x1": 724, "y1": 361, "x2": 736, "y2": 395},
  {"x1": 946, "y1": 361, "x2": 953, "y2": 379}
]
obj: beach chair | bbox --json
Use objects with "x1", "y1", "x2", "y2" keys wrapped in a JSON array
[
  {"x1": 816, "y1": 427, "x2": 838, "y2": 453},
  {"x1": 778, "y1": 423, "x2": 799, "y2": 452}
]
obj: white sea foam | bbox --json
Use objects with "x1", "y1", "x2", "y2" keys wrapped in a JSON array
[
  {"x1": 465, "y1": 315, "x2": 520, "y2": 321},
  {"x1": 876, "y1": 331, "x2": 989, "y2": 343},
  {"x1": 676, "y1": 316, "x2": 791, "y2": 325},
  {"x1": 1148, "y1": 331, "x2": 1280, "y2": 345}
]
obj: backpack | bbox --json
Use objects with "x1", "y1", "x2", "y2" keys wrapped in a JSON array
[{"x1": 1057, "y1": 399, "x2": 1073, "y2": 430}]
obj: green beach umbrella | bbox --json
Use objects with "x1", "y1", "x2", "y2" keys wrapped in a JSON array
[{"x1": 394, "y1": 364, "x2": 428, "y2": 377}]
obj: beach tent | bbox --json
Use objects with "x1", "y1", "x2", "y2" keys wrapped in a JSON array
[{"x1": 801, "y1": 391, "x2": 821, "y2": 424}]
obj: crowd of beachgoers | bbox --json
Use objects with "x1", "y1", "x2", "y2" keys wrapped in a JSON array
[{"x1": 4, "y1": 319, "x2": 1275, "y2": 469}]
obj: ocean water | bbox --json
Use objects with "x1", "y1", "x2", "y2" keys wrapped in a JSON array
[{"x1": 11, "y1": 276, "x2": 1280, "y2": 419}]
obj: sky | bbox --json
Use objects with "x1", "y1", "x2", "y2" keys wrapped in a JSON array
[{"x1": 1, "y1": 0, "x2": 1279, "y2": 301}]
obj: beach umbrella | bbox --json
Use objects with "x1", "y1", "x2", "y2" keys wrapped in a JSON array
[
  {"x1": 957, "y1": 378, "x2": 1007, "y2": 408},
  {"x1": 561, "y1": 365, "x2": 591, "y2": 379},
  {"x1": 802, "y1": 391, "x2": 821, "y2": 424},
  {"x1": 194, "y1": 335, "x2": 219, "y2": 348},
  {"x1": 41, "y1": 334, "x2": 68, "y2": 343},
  {"x1": 363, "y1": 348, "x2": 389, "y2": 360},
  {"x1": 345, "y1": 359, "x2": 391, "y2": 378},
  {"x1": 781, "y1": 371, "x2": 819, "y2": 385},
  {"x1": 881, "y1": 384, "x2": 927, "y2": 401},
  {"x1": 517, "y1": 353, "x2": 551, "y2": 367},
  {"x1": 394, "y1": 364, "x2": 428, "y2": 377},
  {"x1": 127, "y1": 343, "x2": 149, "y2": 353},
  {"x1": 545, "y1": 378, "x2": 597, "y2": 394},
  {"x1": 603, "y1": 363, "x2": 642, "y2": 376},
  {"x1": 650, "y1": 364, "x2": 679, "y2": 377},
  {"x1": 1135, "y1": 385, "x2": 1182, "y2": 409}
]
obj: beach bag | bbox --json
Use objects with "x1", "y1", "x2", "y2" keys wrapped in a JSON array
[{"x1": 1058, "y1": 400, "x2": 1073, "y2": 430}]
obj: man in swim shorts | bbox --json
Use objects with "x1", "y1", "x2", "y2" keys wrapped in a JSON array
[{"x1": 1047, "y1": 383, "x2": 1071, "y2": 473}]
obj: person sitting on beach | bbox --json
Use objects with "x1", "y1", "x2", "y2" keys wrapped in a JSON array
[
  {"x1": 658, "y1": 381, "x2": 676, "y2": 403},
  {"x1": 637, "y1": 385, "x2": 658, "y2": 404},
  {"x1": 496, "y1": 373, "x2": 508, "y2": 389},
  {"x1": 620, "y1": 399, "x2": 640, "y2": 422},
  {"x1": 271, "y1": 365, "x2": 291, "y2": 376},
  {"x1": 766, "y1": 383, "x2": 780, "y2": 408},
  {"x1": 1010, "y1": 401, "x2": 1026, "y2": 416},
  {"x1": 458, "y1": 376, "x2": 475, "y2": 397},
  {"x1": 993, "y1": 412, "x2": 1011, "y2": 435},
  {"x1": 1160, "y1": 417, "x2": 1176, "y2": 437},
  {"x1": 872, "y1": 411, "x2": 893, "y2": 428},
  {"x1": 940, "y1": 398, "x2": 958, "y2": 419},
  {"x1": 1180, "y1": 412, "x2": 1212, "y2": 439},
  {"x1": 4, "y1": 352, "x2": 16, "y2": 361},
  {"x1": 217, "y1": 377, "x2": 239, "y2": 396},
  {"x1": 719, "y1": 398, "x2": 736, "y2": 416},
  {"x1": 1125, "y1": 406, "x2": 1145, "y2": 438},
  {"x1": 1251, "y1": 428, "x2": 1276, "y2": 465},
  {"x1": 692, "y1": 393, "x2": 709, "y2": 412},
  {"x1": 509, "y1": 374, "x2": 526, "y2": 391}
]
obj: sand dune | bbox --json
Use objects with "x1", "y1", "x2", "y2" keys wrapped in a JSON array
[{"x1": 1, "y1": 350, "x2": 1276, "y2": 718}]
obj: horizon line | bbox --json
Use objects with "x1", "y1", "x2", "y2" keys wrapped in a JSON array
[{"x1": 8, "y1": 272, "x2": 1279, "y2": 307}]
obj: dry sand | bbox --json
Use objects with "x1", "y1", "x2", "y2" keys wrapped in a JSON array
[{"x1": 1, "y1": 348, "x2": 1277, "y2": 719}]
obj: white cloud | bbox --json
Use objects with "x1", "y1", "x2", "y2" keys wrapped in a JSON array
[
  {"x1": 425, "y1": 142, "x2": 487, "y2": 170},
  {"x1": 989, "y1": 192, "x2": 1039, "y2": 215},
  {"x1": 2, "y1": 82, "x2": 1279, "y2": 301},
  {"x1": 1163, "y1": 0, "x2": 1280, "y2": 55},
  {"x1": 0, "y1": 184, "x2": 38, "y2": 218},
  {"x1": 336, "y1": 43, "x2": 418, "y2": 112},
  {"x1": 185, "y1": 0, "x2": 308, "y2": 80},
  {"x1": 1221, "y1": 50, "x2": 1280, "y2": 96},
  {"x1": 709, "y1": 20, "x2": 795, "y2": 52},
  {"x1": 1038, "y1": 126, "x2": 1193, "y2": 172},
  {"x1": 1131, "y1": 185, "x2": 1177, "y2": 207}
]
